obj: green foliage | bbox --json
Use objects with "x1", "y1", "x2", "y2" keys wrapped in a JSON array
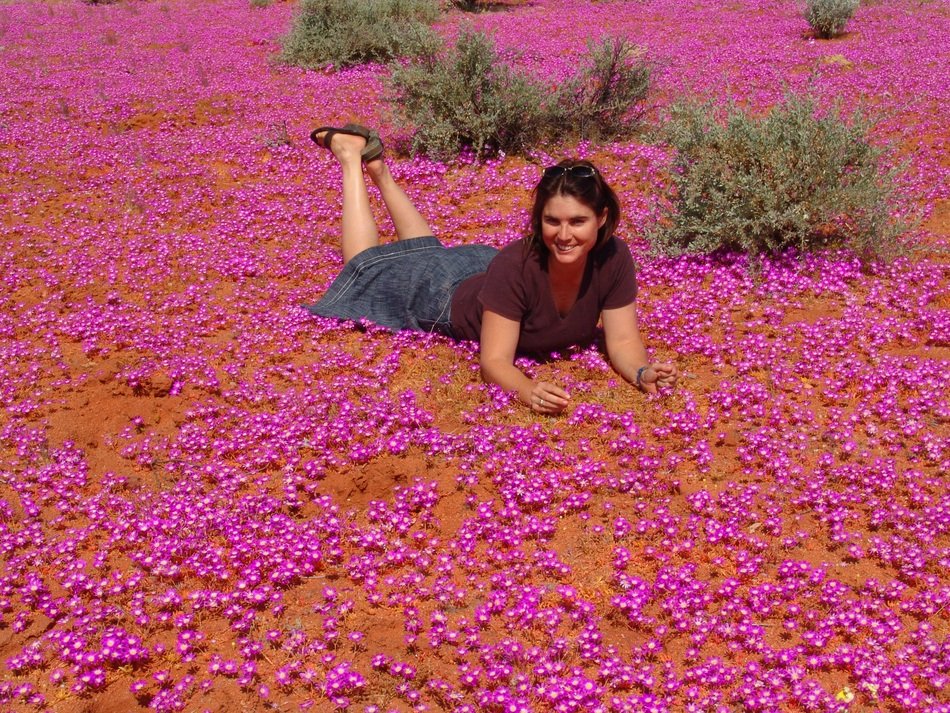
[
  {"x1": 280, "y1": 0, "x2": 440, "y2": 69},
  {"x1": 553, "y1": 35, "x2": 652, "y2": 141},
  {"x1": 648, "y1": 93, "x2": 905, "y2": 260},
  {"x1": 445, "y1": 0, "x2": 531, "y2": 11},
  {"x1": 805, "y1": 0, "x2": 859, "y2": 38},
  {"x1": 387, "y1": 30, "x2": 651, "y2": 160},
  {"x1": 388, "y1": 28, "x2": 548, "y2": 160}
]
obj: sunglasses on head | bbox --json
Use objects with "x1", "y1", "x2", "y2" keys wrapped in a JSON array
[{"x1": 542, "y1": 165, "x2": 597, "y2": 180}]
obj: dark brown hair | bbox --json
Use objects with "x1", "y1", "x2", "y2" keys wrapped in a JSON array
[{"x1": 526, "y1": 159, "x2": 621, "y2": 258}]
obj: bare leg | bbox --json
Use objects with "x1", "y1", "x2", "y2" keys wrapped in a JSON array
[
  {"x1": 365, "y1": 158, "x2": 434, "y2": 240},
  {"x1": 316, "y1": 131, "x2": 380, "y2": 264}
]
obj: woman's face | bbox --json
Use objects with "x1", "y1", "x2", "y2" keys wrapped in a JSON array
[{"x1": 540, "y1": 194, "x2": 606, "y2": 269}]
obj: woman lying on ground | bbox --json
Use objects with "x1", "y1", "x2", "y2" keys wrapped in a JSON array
[{"x1": 307, "y1": 124, "x2": 678, "y2": 414}]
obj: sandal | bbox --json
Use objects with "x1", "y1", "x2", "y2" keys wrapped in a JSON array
[
  {"x1": 310, "y1": 123, "x2": 384, "y2": 163},
  {"x1": 361, "y1": 131, "x2": 384, "y2": 163}
]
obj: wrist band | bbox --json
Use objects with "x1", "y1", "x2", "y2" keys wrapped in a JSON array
[{"x1": 636, "y1": 365, "x2": 649, "y2": 389}]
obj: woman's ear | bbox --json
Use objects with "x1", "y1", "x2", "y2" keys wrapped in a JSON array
[{"x1": 597, "y1": 210, "x2": 608, "y2": 229}]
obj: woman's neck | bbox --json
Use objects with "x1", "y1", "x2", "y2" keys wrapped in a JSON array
[{"x1": 547, "y1": 254, "x2": 587, "y2": 283}]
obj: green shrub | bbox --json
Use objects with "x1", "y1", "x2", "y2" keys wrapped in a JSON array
[
  {"x1": 280, "y1": 0, "x2": 440, "y2": 69},
  {"x1": 388, "y1": 30, "x2": 651, "y2": 160},
  {"x1": 387, "y1": 28, "x2": 548, "y2": 160},
  {"x1": 553, "y1": 35, "x2": 652, "y2": 141},
  {"x1": 445, "y1": 0, "x2": 531, "y2": 11},
  {"x1": 805, "y1": 0, "x2": 859, "y2": 38},
  {"x1": 648, "y1": 93, "x2": 904, "y2": 260}
]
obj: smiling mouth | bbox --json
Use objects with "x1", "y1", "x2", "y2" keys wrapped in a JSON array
[{"x1": 554, "y1": 243, "x2": 576, "y2": 253}]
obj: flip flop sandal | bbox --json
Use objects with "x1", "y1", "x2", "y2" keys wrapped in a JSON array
[
  {"x1": 309, "y1": 124, "x2": 365, "y2": 149},
  {"x1": 310, "y1": 123, "x2": 383, "y2": 163},
  {"x1": 344, "y1": 123, "x2": 384, "y2": 163},
  {"x1": 361, "y1": 132, "x2": 384, "y2": 163}
]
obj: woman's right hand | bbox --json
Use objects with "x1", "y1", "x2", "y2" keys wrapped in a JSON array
[
  {"x1": 528, "y1": 381, "x2": 570, "y2": 414},
  {"x1": 480, "y1": 310, "x2": 571, "y2": 416}
]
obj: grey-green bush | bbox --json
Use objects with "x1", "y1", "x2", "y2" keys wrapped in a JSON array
[
  {"x1": 805, "y1": 0, "x2": 859, "y2": 38},
  {"x1": 648, "y1": 93, "x2": 904, "y2": 260},
  {"x1": 388, "y1": 28, "x2": 549, "y2": 161},
  {"x1": 446, "y1": 0, "x2": 531, "y2": 10},
  {"x1": 388, "y1": 30, "x2": 651, "y2": 160},
  {"x1": 280, "y1": 0, "x2": 440, "y2": 69},
  {"x1": 554, "y1": 36, "x2": 652, "y2": 140}
]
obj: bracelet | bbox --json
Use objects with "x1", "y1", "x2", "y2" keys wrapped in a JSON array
[{"x1": 636, "y1": 365, "x2": 650, "y2": 390}]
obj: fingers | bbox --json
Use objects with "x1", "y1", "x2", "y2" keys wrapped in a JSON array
[
  {"x1": 639, "y1": 363, "x2": 678, "y2": 392},
  {"x1": 660, "y1": 363, "x2": 679, "y2": 383},
  {"x1": 531, "y1": 382, "x2": 570, "y2": 414}
]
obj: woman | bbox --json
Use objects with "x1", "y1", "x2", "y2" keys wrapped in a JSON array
[{"x1": 307, "y1": 124, "x2": 678, "y2": 414}]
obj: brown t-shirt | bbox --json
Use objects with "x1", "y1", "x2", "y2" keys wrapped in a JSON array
[{"x1": 449, "y1": 237, "x2": 638, "y2": 354}]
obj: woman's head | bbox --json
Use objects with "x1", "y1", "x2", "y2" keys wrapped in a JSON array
[{"x1": 527, "y1": 159, "x2": 621, "y2": 258}]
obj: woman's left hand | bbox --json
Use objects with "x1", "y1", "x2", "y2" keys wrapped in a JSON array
[
  {"x1": 601, "y1": 303, "x2": 679, "y2": 395},
  {"x1": 639, "y1": 362, "x2": 678, "y2": 393}
]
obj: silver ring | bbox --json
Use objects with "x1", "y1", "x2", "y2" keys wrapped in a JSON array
[{"x1": 539, "y1": 398, "x2": 545, "y2": 406}]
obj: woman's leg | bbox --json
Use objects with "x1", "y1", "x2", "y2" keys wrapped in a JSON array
[
  {"x1": 365, "y1": 158, "x2": 434, "y2": 240},
  {"x1": 316, "y1": 131, "x2": 380, "y2": 265}
]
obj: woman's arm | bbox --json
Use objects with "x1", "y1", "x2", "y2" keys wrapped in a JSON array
[
  {"x1": 602, "y1": 303, "x2": 678, "y2": 393},
  {"x1": 479, "y1": 310, "x2": 571, "y2": 414}
]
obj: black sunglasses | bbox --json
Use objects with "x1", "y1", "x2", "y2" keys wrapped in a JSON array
[{"x1": 542, "y1": 165, "x2": 597, "y2": 180}]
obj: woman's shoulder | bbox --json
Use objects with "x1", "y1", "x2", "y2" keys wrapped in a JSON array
[
  {"x1": 597, "y1": 235, "x2": 632, "y2": 259},
  {"x1": 496, "y1": 237, "x2": 531, "y2": 256},
  {"x1": 489, "y1": 238, "x2": 538, "y2": 268},
  {"x1": 588, "y1": 235, "x2": 630, "y2": 268}
]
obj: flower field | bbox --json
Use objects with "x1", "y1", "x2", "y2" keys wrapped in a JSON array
[{"x1": 0, "y1": 0, "x2": 948, "y2": 710}]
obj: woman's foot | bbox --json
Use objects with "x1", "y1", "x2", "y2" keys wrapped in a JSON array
[
  {"x1": 311, "y1": 124, "x2": 383, "y2": 163},
  {"x1": 312, "y1": 129, "x2": 367, "y2": 164},
  {"x1": 363, "y1": 151, "x2": 388, "y2": 182}
]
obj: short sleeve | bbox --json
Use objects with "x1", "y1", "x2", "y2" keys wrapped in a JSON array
[
  {"x1": 478, "y1": 246, "x2": 530, "y2": 321},
  {"x1": 600, "y1": 238, "x2": 638, "y2": 310}
]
